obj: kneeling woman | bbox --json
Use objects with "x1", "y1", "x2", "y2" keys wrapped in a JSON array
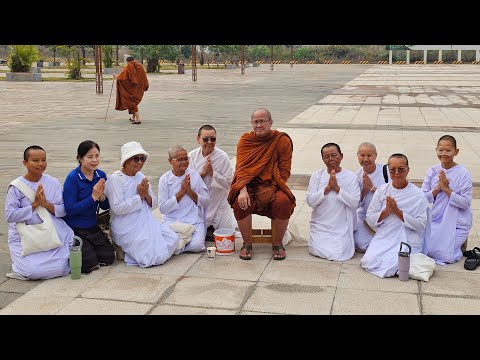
[
  {"x1": 105, "y1": 141, "x2": 179, "y2": 267},
  {"x1": 63, "y1": 140, "x2": 115, "y2": 274},
  {"x1": 5, "y1": 145, "x2": 73, "y2": 280}
]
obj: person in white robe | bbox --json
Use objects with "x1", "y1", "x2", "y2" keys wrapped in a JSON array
[
  {"x1": 354, "y1": 142, "x2": 390, "y2": 252},
  {"x1": 188, "y1": 125, "x2": 236, "y2": 232},
  {"x1": 104, "y1": 141, "x2": 179, "y2": 268},
  {"x1": 361, "y1": 153, "x2": 430, "y2": 278},
  {"x1": 5, "y1": 145, "x2": 73, "y2": 280},
  {"x1": 421, "y1": 135, "x2": 472, "y2": 265},
  {"x1": 307, "y1": 143, "x2": 360, "y2": 261},
  {"x1": 158, "y1": 144, "x2": 210, "y2": 253}
]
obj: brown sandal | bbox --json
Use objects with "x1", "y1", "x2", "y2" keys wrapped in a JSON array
[
  {"x1": 272, "y1": 245, "x2": 286, "y2": 260},
  {"x1": 239, "y1": 244, "x2": 253, "y2": 260}
]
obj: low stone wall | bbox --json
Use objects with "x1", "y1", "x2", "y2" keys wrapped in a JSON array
[
  {"x1": 6, "y1": 72, "x2": 42, "y2": 82},
  {"x1": 103, "y1": 68, "x2": 122, "y2": 75}
]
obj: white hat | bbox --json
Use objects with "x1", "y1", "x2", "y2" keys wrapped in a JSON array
[{"x1": 120, "y1": 141, "x2": 149, "y2": 167}]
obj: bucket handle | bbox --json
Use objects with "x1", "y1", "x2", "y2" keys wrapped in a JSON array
[{"x1": 399, "y1": 241, "x2": 411, "y2": 255}]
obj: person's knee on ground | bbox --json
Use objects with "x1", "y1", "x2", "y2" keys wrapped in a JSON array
[{"x1": 96, "y1": 245, "x2": 115, "y2": 266}]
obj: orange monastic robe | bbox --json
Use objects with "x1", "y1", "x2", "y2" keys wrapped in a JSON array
[
  {"x1": 115, "y1": 60, "x2": 149, "y2": 113},
  {"x1": 228, "y1": 129, "x2": 296, "y2": 213}
]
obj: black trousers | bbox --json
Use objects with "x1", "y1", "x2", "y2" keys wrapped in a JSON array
[{"x1": 72, "y1": 225, "x2": 115, "y2": 272}]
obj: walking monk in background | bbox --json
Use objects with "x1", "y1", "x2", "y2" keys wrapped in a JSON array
[
  {"x1": 228, "y1": 108, "x2": 296, "y2": 261},
  {"x1": 113, "y1": 56, "x2": 149, "y2": 125}
]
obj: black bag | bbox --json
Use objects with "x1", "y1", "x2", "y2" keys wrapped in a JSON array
[{"x1": 382, "y1": 164, "x2": 389, "y2": 183}]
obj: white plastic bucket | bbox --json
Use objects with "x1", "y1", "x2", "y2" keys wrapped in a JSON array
[{"x1": 213, "y1": 228, "x2": 235, "y2": 255}]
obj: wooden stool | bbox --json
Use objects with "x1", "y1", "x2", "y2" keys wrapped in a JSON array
[{"x1": 251, "y1": 219, "x2": 276, "y2": 244}]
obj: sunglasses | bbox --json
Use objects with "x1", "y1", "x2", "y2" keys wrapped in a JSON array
[
  {"x1": 389, "y1": 167, "x2": 407, "y2": 174},
  {"x1": 202, "y1": 137, "x2": 216, "y2": 143},
  {"x1": 132, "y1": 156, "x2": 147, "y2": 163}
]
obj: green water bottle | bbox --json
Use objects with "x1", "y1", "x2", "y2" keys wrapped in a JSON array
[{"x1": 70, "y1": 236, "x2": 83, "y2": 280}]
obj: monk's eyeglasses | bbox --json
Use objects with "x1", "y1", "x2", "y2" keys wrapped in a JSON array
[
  {"x1": 202, "y1": 137, "x2": 216, "y2": 143},
  {"x1": 132, "y1": 156, "x2": 147, "y2": 163},
  {"x1": 251, "y1": 119, "x2": 270, "y2": 126},
  {"x1": 388, "y1": 167, "x2": 408, "y2": 174},
  {"x1": 172, "y1": 157, "x2": 190, "y2": 162}
]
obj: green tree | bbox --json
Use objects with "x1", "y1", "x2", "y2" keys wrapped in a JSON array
[
  {"x1": 294, "y1": 46, "x2": 314, "y2": 61},
  {"x1": 127, "y1": 45, "x2": 181, "y2": 72},
  {"x1": 65, "y1": 46, "x2": 83, "y2": 80},
  {"x1": 246, "y1": 45, "x2": 270, "y2": 61},
  {"x1": 103, "y1": 45, "x2": 114, "y2": 68},
  {"x1": 7, "y1": 45, "x2": 40, "y2": 72}
]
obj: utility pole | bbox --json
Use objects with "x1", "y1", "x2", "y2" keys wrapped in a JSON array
[
  {"x1": 240, "y1": 45, "x2": 245, "y2": 75},
  {"x1": 291, "y1": 45, "x2": 294, "y2": 68},
  {"x1": 115, "y1": 45, "x2": 119, "y2": 66},
  {"x1": 95, "y1": 45, "x2": 103, "y2": 94},
  {"x1": 192, "y1": 45, "x2": 197, "y2": 82},
  {"x1": 270, "y1": 45, "x2": 274, "y2": 70}
]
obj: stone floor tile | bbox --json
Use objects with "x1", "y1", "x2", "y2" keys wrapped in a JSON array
[
  {"x1": 332, "y1": 288, "x2": 420, "y2": 315},
  {"x1": 422, "y1": 294, "x2": 480, "y2": 315},
  {"x1": 56, "y1": 298, "x2": 152, "y2": 315},
  {"x1": 260, "y1": 260, "x2": 341, "y2": 287},
  {"x1": 243, "y1": 282, "x2": 335, "y2": 315},
  {"x1": 338, "y1": 264, "x2": 419, "y2": 293},
  {"x1": 163, "y1": 277, "x2": 253, "y2": 310},
  {"x1": 81, "y1": 272, "x2": 180, "y2": 304},
  {"x1": 150, "y1": 304, "x2": 236, "y2": 315},
  {"x1": 0, "y1": 294, "x2": 75, "y2": 315}
]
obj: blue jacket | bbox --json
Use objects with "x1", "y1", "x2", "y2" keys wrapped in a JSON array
[{"x1": 63, "y1": 165, "x2": 109, "y2": 229}]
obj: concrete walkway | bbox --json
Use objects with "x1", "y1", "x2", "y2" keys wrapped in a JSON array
[{"x1": 1, "y1": 64, "x2": 480, "y2": 314}]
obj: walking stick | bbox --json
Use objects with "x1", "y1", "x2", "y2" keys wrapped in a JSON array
[{"x1": 105, "y1": 77, "x2": 116, "y2": 123}]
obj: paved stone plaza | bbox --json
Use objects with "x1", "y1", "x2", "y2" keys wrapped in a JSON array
[{"x1": 1, "y1": 64, "x2": 480, "y2": 314}]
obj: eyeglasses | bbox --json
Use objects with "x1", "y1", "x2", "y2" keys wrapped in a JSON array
[
  {"x1": 322, "y1": 153, "x2": 340, "y2": 160},
  {"x1": 172, "y1": 157, "x2": 190, "y2": 162},
  {"x1": 388, "y1": 167, "x2": 408, "y2": 174},
  {"x1": 132, "y1": 156, "x2": 147, "y2": 163},
  {"x1": 202, "y1": 137, "x2": 216, "y2": 143},
  {"x1": 251, "y1": 119, "x2": 270, "y2": 126}
]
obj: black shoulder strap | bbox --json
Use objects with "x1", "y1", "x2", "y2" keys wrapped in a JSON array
[{"x1": 383, "y1": 164, "x2": 388, "y2": 183}]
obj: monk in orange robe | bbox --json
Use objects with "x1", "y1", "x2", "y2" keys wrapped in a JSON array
[
  {"x1": 228, "y1": 108, "x2": 296, "y2": 260},
  {"x1": 113, "y1": 56, "x2": 149, "y2": 125}
]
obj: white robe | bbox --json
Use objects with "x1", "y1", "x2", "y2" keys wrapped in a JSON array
[
  {"x1": 158, "y1": 169, "x2": 209, "y2": 253},
  {"x1": 306, "y1": 168, "x2": 360, "y2": 261},
  {"x1": 421, "y1": 164, "x2": 472, "y2": 265},
  {"x1": 188, "y1": 147, "x2": 236, "y2": 230},
  {"x1": 361, "y1": 182, "x2": 430, "y2": 278},
  {"x1": 5, "y1": 174, "x2": 73, "y2": 279},
  {"x1": 354, "y1": 164, "x2": 389, "y2": 251},
  {"x1": 104, "y1": 170, "x2": 179, "y2": 267}
]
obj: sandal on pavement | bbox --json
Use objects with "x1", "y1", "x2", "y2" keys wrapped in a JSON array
[
  {"x1": 239, "y1": 244, "x2": 253, "y2": 260},
  {"x1": 464, "y1": 252, "x2": 480, "y2": 270},
  {"x1": 131, "y1": 120, "x2": 142, "y2": 125},
  {"x1": 129, "y1": 118, "x2": 135, "y2": 123},
  {"x1": 463, "y1": 247, "x2": 480, "y2": 258},
  {"x1": 272, "y1": 244, "x2": 286, "y2": 260}
]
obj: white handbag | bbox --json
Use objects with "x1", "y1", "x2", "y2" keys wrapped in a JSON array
[
  {"x1": 409, "y1": 252, "x2": 436, "y2": 282},
  {"x1": 10, "y1": 178, "x2": 62, "y2": 256}
]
